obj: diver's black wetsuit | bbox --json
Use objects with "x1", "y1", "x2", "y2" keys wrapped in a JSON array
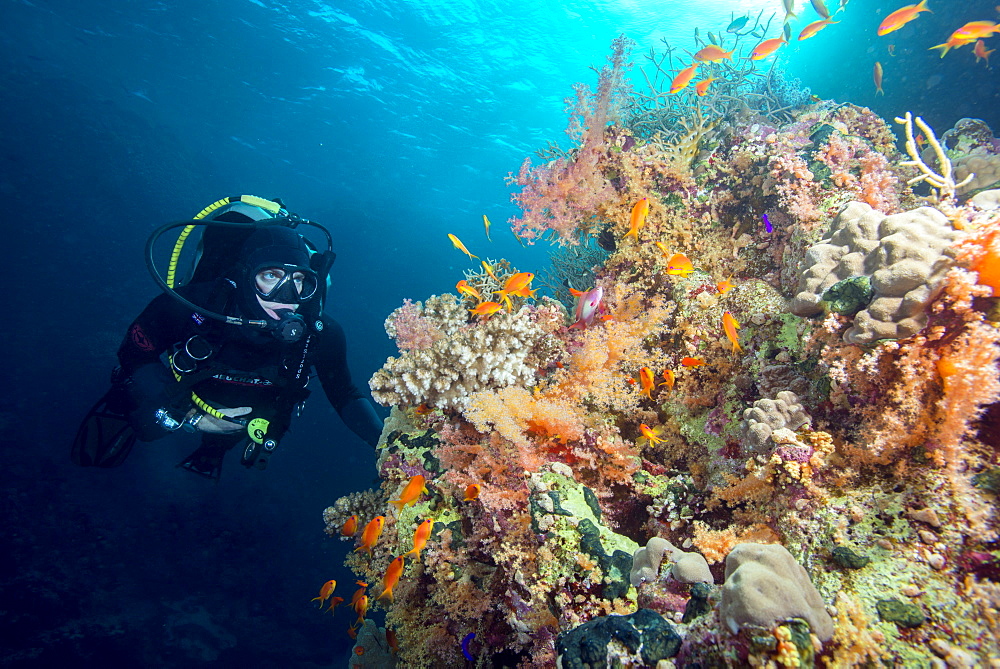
[{"x1": 117, "y1": 280, "x2": 382, "y2": 474}]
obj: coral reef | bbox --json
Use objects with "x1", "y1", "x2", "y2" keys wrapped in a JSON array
[{"x1": 320, "y1": 38, "x2": 1000, "y2": 668}]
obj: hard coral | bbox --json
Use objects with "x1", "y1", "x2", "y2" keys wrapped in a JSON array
[
  {"x1": 370, "y1": 295, "x2": 565, "y2": 410},
  {"x1": 791, "y1": 201, "x2": 961, "y2": 344},
  {"x1": 719, "y1": 543, "x2": 834, "y2": 642}
]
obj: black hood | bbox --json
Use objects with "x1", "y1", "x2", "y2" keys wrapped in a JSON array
[{"x1": 235, "y1": 226, "x2": 312, "y2": 322}]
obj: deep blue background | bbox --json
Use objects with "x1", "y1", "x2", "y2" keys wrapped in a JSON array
[{"x1": 2, "y1": 0, "x2": 998, "y2": 666}]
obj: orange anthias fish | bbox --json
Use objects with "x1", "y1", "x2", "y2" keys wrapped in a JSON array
[
  {"x1": 750, "y1": 37, "x2": 786, "y2": 60},
  {"x1": 693, "y1": 45, "x2": 735, "y2": 62},
  {"x1": 355, "y1": 516, "x2": 385, "y2": 554},
  {"x1": 873, "y1": 61, "x2": 884, "y2": 95},
  {"x1": 403, "y1": 518, "x2": 435, "y2": 560},
  {"x1": 717, "y1": 278, "x2": 735, "y2": 294},
  {"x1": 975, "y1": 39, "x2": 996, "y2": 64},
  {"x1": 353, "y1": 594, "x2": 369, "y2": 625},
  {"x1": 377, "y1": 556, "x2": 406, "y2": 602},
  {"x1": 665, "y1": 253, "x2": 694, "y2": 277},
  {"x1": 681, "y1": 356, "x2": 706, "y2": 367},
  {"x1": 481, "y1": 260, "x2": 500, "y2": 282},
  {"x1": 389, "y1": 474, "x2": 428, "y2": 511},
  {"x1": 341, "y1": 515, "x2": 358, "y2": 537},
  {"x1": 877, "y1": 0, "x2": 930, "y2": 36},
  {"x1": 625, "y1": 198, "x2": 649, "y2": 239},
  {"x1": 722, "y1": 311, "x2": 743, "y2": 353},
  {"x1": 669, "y1": 63, "x2": 699, "y2": 94},
  {"x1": 638, "y1": 366, "x2": 656, "y2": 400},
  {"x1": 798, "y1": 19, "x2": 839, "y2": 40},
  {"x1": 311, "y1": 579, "x2": 337, "y2": 608},
  {"x1": 695, "y1": 77, "x2": 718, "y2": 96},
  {"x1": 469, "y1": 301, "x2": 503, "y2": 318},
  {"x1": 661, "y1": 369, "x2": 676, "y2": 390},
  {"x1": 639, "y1": 423, "x2": 667, "y2": 445},
  {"x1": 932, "y1": 22, "x2": 1000, "y2": 57},
  {"x1": 482, "y1": 214, "x2": 492, "y2": 241},
  {"x1": 448, "y1": 233, "x2": 478, "y2": 261},
  {"x1": 495, "y1": 272, "x2": 535, "y2": 308},
  {"x1": 456, "y1": 279, "x2": 482, "y2": 302},
  {"x1": 463, "y1": 483, "x2": 481, "y2": 501}
]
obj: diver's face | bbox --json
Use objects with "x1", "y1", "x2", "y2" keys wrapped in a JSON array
[{"x1": 255, "y1": 267, "x2": 304, "y2": 319}]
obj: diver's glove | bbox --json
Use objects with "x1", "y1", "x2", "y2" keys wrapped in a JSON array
[{"x1": 186, "y1": 406, "x2": 252, "y2": 434}]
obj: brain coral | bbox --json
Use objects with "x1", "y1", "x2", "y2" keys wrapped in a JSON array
[
  {"x1": 791, "y1": 201, "x2": 960, "y2": 344},
  {"x1": 739, "y1": 391, "x2": 811, "y2": 456},
  {"x1": 369, "y1": 294, "x2": 565, "y2": 410},
  {"x1": 719, "y1": 543, "x2": 834, "y2": 642}
]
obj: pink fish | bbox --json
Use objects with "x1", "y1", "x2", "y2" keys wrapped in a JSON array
[{"x1": 571, "y1": 286, "x2": 605, "y2": 329}]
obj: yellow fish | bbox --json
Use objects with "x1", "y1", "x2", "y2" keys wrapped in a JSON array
[
  {"x1": 483, "y1": 214, "x2": 492, "y2": 241},
  {"x1": 448, "y1": 233, "x2": 478, "y2": 261}
]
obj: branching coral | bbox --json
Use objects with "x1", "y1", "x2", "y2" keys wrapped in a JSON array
[{"x1": 370, "y1": 295, "x2": 565, "y2": 410}]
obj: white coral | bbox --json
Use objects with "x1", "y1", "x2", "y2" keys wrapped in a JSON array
[{"x1": 369, "y1": 295, "x2": 565, "y2": 410}]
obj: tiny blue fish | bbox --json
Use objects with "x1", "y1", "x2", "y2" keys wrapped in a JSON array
[
  {"x1": 461, "y1": 632, "x2": 475, "y2": 661},
  {"x1": 762, "y1": 213, "x2": 773, "y2": 233},
  {"x1": 727, "y1": 16, "x2": 749, "y2": 33}
]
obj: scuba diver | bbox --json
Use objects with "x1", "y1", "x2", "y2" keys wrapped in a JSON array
[{"x1": 72, "y1": 195, "x2": 383, "y2": 479}]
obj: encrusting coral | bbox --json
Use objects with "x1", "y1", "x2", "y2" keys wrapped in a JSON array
[{"x1": 319, "y1": 35, "x2": 1000, "y2": 669}]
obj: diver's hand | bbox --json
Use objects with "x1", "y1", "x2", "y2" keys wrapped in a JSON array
[{"x1": 195, "y1": 407, "x2": 252, "y2": 434}]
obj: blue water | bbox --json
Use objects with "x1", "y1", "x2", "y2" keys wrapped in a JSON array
[{"x1": 3, "y1": 0, "x2": 998, "y2": 666}]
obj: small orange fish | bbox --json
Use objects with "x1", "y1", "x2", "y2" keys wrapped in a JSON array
[
  {"x1": 386, "y1": 629, "x2": 399, "y2": 653},
  {"x1": 681, "y1": 357, "x2": 706, "y2": 367},
  {"x1": 568, "y1": 287, "x2": 586, "y2": 298},
  {"x1": 347, "y1": 625, "x2": 359, "y2": 640},
  {"x1": 469, "y1": 301, "x2": 503, "y2": 318},
  {"x1": 717, "y1": 278, "x2": 735, "y2": 294},
  {"x1": 661, "y1": 369, "x2": 675, "y2": 390},
  {"x1": 311, "y1": 580, "x2": 337, "y2": 608},
  {"x1": 915, "y1": 133, "x2": 926, "y2": 149},
  {"x1": 669, "y1": 63, "x2": 699, "y2": 94},
  {"x1": 377, "y1": 556, "x2": 406, "y2": 602},
  {"x1": 750, "y1": 37, "x2": 786, "y2": 60},
  {"x1": 463, "y1": 484, "x2": 481, "y2": 501},
  {"x1": 456, "y1": 279, "x2": 482, "y2": 301},
  {"x1": 414, "y1": 403, "x2": 433, "y2": 415},
  {"x1": 355, "y1": 516, "x2": 385, "y2": 554},
  {"x1": 695, "y1": 77, "x2": 718, "y2": 96},
  {"x1": 722, "y1": 311, "x2": 742, "y2": 353},
  {"x1": 353, "y1": 594, "x2": 369, "y2": 624},
  {"x1": 639, "y1": 423, "x2": 667, "y2": 445},
  {"x1": 326, "y1": 596, "x2": 344, "y2": 613},
  {"x1": 873, "y1": 61, "x2": 884, "y2": 95},
  {"x1": 877, "y1": 0, "x2": 930, "y2": 36},
  {"x1": 798, "y1": 19, "x2": 839, "y2": 40},
  {"x1": 447, "y1": 233, "x2": 478, "y2": 261},
  {"x1": 482, "y1": 214, "x2": 492, "y2": 241},
  {"x1": 665, "y1": 253, "x2": 694, "y2": 277},
  {"x1": 341, "y1": 515, "x2": 358, "y2": 537},
  {"x1": 495, "y1": 272, "x2": 535, "y2": 308},
  {"x1": 975, "y1": 39, "x2": 995, "y2": 64},
  {"x1": 638, "y1": 366, "x2": 656, "y2": 400},
  {"x1": 402, "y1": 518, "x2": 435, "y2": 560},
  {"x1": 351, "y1": 584, "x2": 368, "y2": 606},
  {"x1": 481, "y1": 260, "x2": 500, "y2": 282},
  {"x1": 390, "y1": 474, "x2": 428, "y2": 511},
  {"x1": 953, "y1": 20, "x2": 1000, "y2": 40},
  {"x1": 693, "y1": 45, "x2": 735, "y2": 62},
  {"x1": 625, "y1": 198, "x2": 649, "y2": 240}
]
